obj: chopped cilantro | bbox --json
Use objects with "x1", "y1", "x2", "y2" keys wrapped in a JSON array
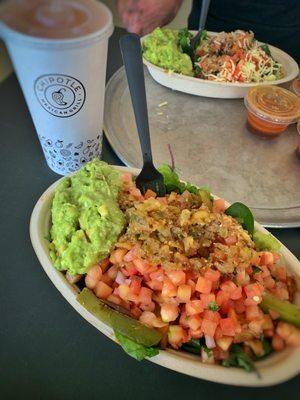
[
  {"x1": 252, "y1": 266, "x2": 261, "y2": 274},
  {"x1": 195, "y1": 64, "x2": 202, "y2": 74},
  {"x1": 252, "y1": 338, "x2": 273, "y2": 361},
  {"x1": 181, "y1": 339, "x2": 202, "y2": 355},
  {"x1": 261, "y1": 338, "x2": 272, "y2": 357},
  {"x1": 208, "y1": 301, "x2": 220, "y2": 311},
  {"x1": 203, "y1": 345, "x2": 213, "y2": 357},
  {"x1": 222, "y1": 344, "x2": 257, "y2": 374}
]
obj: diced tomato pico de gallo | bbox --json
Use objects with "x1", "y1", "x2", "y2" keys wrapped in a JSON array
[{"x1": 83, "y1": 170, "x2": 300, "y2": 367}]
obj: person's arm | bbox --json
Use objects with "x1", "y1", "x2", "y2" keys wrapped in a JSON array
[{"x1": 117, "y1": 0, "x2": 183, "y2": 36}]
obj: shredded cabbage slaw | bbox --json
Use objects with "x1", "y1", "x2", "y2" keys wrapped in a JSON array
[{"x1": 195, "y1": 30, "x2": 284, "y2": 83}]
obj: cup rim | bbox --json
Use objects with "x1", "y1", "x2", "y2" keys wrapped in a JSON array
[{"x1": 0, "y1": 1, "x2": 114, "y2": 48}]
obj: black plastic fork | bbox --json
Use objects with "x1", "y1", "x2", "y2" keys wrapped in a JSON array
[
  {"x1": 190, "y1": 0, "x2": 210, "y2": 62},
  {"x1": 119, "y1": 34, "x2": 166, "y2": 197}
]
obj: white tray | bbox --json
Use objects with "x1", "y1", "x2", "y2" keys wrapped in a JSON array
[
  {"x1": 30, "y1": 165, "x2": 300, "y2": 387},
  {"x1": 142, "y1": 31, "x2": 299, "y2": 99},
  {"x1": 104, "y1": 67, "x2": 300, "y2": 228}
]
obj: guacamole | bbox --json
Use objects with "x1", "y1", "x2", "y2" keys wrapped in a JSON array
[
  {"x1": 253, "y1": 231, "x2": 281, "y2": 252},
  {"x1": 143, "y1": 28, "x2": 193, "y2": 76},
  {"x1": 49, "y1": 159, "x2": 125, "y2": 275}
]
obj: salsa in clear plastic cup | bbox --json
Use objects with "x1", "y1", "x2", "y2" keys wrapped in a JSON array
[
  {"x1": 244, "y1": 86, "x2": 300, "y2": 137},
  {"x1": 291, "y1": 78, "x2": 300, "y2": 97}
]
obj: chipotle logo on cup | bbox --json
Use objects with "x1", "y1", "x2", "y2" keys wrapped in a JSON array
[{"x1": 34, "y1": 73, "x2": 86, "y2": 118}]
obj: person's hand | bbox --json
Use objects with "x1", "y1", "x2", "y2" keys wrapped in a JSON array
[{"x1": 117, "y1": 0, "x2": 183, "y2": 36}]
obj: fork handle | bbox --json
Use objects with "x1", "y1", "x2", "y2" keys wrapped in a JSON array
[
  {"x1": 198, "y1": 0, "x2": 210, "y2": 31},
  {"x1": 191, "y1": 0, "x2": 210, "y2": 52},
  {"x1": 120, "y1": 34, "x2": 153, "y2": 165}
]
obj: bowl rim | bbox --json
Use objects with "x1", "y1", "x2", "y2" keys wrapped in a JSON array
[
  {"x1": 141, "y1": 30, "x2": 299, "y2": 88},
  {"x1": 29, "y1": 165, "x2": 300, "y2": 387}
]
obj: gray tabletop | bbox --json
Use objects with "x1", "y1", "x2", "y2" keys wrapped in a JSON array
[{"x1": 1, "y1": 27, "x2": 299, "y2": 399}]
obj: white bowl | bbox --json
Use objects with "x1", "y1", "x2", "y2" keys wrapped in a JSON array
[
  {"x1": 29, "y1": 165, "x2": 300, "y2": 386},
  {"x1": 142, "y1": 31, "x2": 299, "y2": 99}
]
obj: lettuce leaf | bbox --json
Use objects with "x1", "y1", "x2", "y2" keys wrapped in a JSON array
[
  {"x1": 114, "y1": 331, "x2": 159, "y2": 361},
  {"x1": 253, "y1": 231, "x2": 280, "y2": 251},
  {"x1": 200, "y1": 30, "x2": 208, "y2": 42},
  {"x1": 157, "y1": 164, "x2": 185, "y2": 193},
  {"x1": 178, "y1": 28, "x2": 193, "y2": 57},
  {"x1": 158, "y1": 164, "x2": 211, "y2": 196},
  {"x1": 225, "y1": 202, "x2": 254, "y2": 235}
]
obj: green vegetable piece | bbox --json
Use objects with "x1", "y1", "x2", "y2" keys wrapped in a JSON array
[
  {"x1": 158, "y1": 164, "x2": 182, "y2": 194},
  {"x1": 208, "y1": 301, "x2": 219, "y2": 311},
  {"x1": 200, "y1": 30, "x2": 207, "y2": 42},
  {"x1": 260, "y1": 338, "x2": 272, "y2": 358},
  {"x1": 253, "y1": 231, "x2": 281, "y2": 251},
  {"x1": 181, "y1": 339, "x2": 202, "y2": 355},
  {"x1": 225, "y1": 202, "x2": 254, "y2": 235},
  {"x1": 252, "y1": 266, "x2": 261, "y2": 274},
  {"x1": 185, "y1": 182, "x2": 199, "y2": 195},
  {"x1": 178, "y1": 28, "x2": 207, "y2": 59},
  {"x1": 77, "y1": 287, "x2": 114, "y2": 326},
  {"x1": 250, "y1": 337, "x2": 273, "y2": 361},
  {"x1": 198, "y1": 189, "x2": 213, "y2": 210},
  {"x1": 202, "y1": 345, "x2": 213, "y2": 357},
  {"x1": 178, "y1": 27, "x2": 193, "y2": 58},
  {"x1": 199, "y1": 184, "x2": 212, "y2": 192},
  {"x1": 157, "y1": 164, "x2": 213, "y2": 209},
  {"x1": 77, "y1": 288, "x2": 162, "y2": 346},
  {"x1": 260, "y1": 44, "x2": 271, "y2": 56},
  {"x1": 222, "y1": 344, "x2": 256, "y2": 373},
  {"x1": 193, "y1": 29, "x2": 208, "y2": 53},
  {"x1": 260, "y1": 293, "x2": 300, "y2": 328},
  {"x1": 114, "y1": 331, "x2": 159, "y2": 361},
  {"x1": 194, "y1": 65, "x2": 202, "y2": 74},
  {"x1": 110, "y1": 309, "x2": 162, "y2": 347}
]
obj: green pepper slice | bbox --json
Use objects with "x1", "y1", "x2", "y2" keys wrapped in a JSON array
[{"x1": 77, "y1": 288, "x2": 162, "y2": 346}]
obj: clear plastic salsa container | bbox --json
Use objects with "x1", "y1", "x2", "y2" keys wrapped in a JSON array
[
  {"x1": 244, "y1": 86, "x2": 300, "y2": 137},
  {"x1": 291, "y1": 77, "x2": 300, "y2": 97}
]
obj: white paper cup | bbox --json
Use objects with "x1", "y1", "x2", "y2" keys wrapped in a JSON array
[{"x1": 0, "y1": 1, "x2": 113, "y2": 175}]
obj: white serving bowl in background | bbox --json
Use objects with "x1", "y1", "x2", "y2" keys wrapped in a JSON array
[
  {"x1": 142, "y1": 32, "x2": 299, "y2": 99},
  {"x1": 30, "y1": 165, "x2": 300, "y2": 386}
]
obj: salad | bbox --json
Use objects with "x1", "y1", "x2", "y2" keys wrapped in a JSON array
[
  {"x1": 143, "y1": 28, "x2": 284, "y2": 83},
  {"x1": 194, "y1": 30, "x2": 284, "y2": 83},
  {"x1": 49, "y1": 160, "x2": 300, "y2": 371}
]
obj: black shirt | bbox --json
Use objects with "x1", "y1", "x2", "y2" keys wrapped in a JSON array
[{"x1": 188, "y1": 0, "x2": 300, "y2": 64}]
